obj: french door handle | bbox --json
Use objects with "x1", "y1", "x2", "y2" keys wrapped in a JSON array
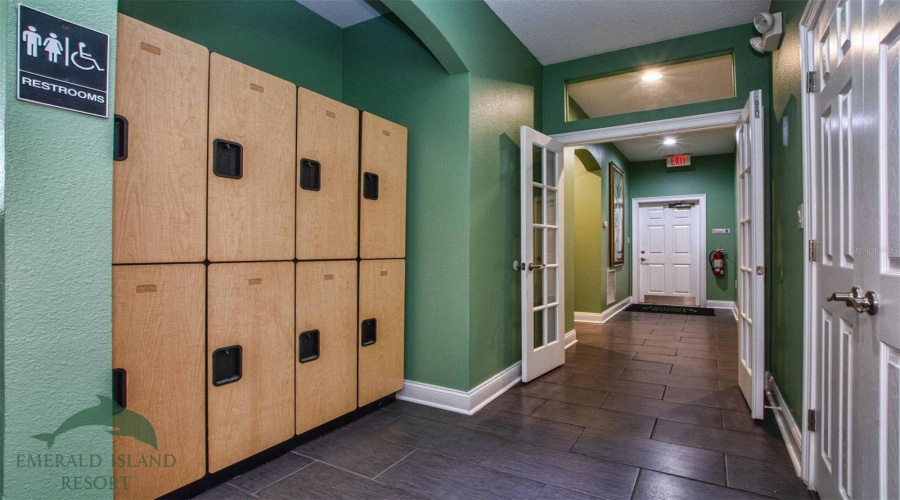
[
  {"x1": 827, "y1": 286, "x2": 878, "y2": 315},
  {"x1": 528, "y1": 263, "x2": 545, "y2": 271}
]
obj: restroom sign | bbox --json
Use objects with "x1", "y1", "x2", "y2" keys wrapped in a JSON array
[{"x1": 17, "y1": 4, "x2": 109, "y2": 117}]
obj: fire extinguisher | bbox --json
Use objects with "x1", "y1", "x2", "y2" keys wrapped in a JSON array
[{"x1": 709, "y1": 249, "x2": 725, "y2": 277}]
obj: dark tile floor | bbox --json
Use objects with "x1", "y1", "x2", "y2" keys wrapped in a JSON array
[{"x1": 195, "y1": 311, "x2": 811, "y2": 500}]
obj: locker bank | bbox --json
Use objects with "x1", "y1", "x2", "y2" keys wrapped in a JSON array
[{"x1": 4, "y1": 0, "x2": 831, "y2": 499}]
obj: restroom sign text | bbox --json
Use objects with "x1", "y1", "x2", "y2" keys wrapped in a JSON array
[{"x1": 17, "y1": 4, "x2": 109, "y2": 117}]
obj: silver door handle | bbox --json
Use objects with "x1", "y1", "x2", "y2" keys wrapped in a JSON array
[
  {"x1": 528, "y1": 263, "x2": 545, "y2": 271},
  {"x1": 641, "y1": 257, "x2": 647, "y2": 262},
  {"x1": 827, "y1": 286, "x2": 879, "y2": 315}
]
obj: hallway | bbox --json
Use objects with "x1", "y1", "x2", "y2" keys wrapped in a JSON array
[{"x1": 198, "y1": 312, "x2": 809, "y2": 500}]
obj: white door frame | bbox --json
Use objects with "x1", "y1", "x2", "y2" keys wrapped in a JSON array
[
  {"x1": 631, "y1": 194, "x2": 708, "y2": 307},
  {"x1": 798, "y1": 0, "x2": 826, "y2": 487}
]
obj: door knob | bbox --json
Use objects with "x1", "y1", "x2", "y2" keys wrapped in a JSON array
[
  {"x1": 641, "y1": 250, "x2": 646, "y2": 254},
  {"x1": 641, "y1": 257, "x2": 647, "y2": 262},
  {"x1": 827, "y1": 286, "x2": 878, "y2": 315},
  {"x1": 528, "y1": 262, "x2": 546, "y2": 271}
]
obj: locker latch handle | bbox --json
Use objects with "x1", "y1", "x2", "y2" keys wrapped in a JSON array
[
  {"x1": 363, "y1": 172, "x2": 379, "y2": 200},
  {"x1": 300, "y1": 159, "x2": 321, "y2": 191},
  {"x1": 299, "y1": 330, "x2": 320, "y2": 363},
  {"x1": 361, "y1": 318, "x2": 377, "y2": 346},
  {"x1": 112, "y1": 368, "x2": 126, "y2": 414},
  {"x1": 212, "y1": 345, "x2": 243, "y2": 386},
  {"x1": 113, "y1": 115, "x2": 128, "y2": 161},
  {"x1": 213, "y1": 139, "x2": 243, "y2": 179}
]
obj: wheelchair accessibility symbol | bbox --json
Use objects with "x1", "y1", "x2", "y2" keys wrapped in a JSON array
[{"x1": 70, "y1": 42, "x2": 104, "y2": 72}]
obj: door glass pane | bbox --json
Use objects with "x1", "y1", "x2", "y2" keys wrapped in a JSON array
[
  {"x1": 533, "y1": 187, "x2": 543, "y2": 224},
  {"x1": 547, "y1": 306, "x2": 558, "y2": 343},
  {"x1": 546, "y1": 190, "x2": 557, "y2": 225},
  {"x1": 546, "y1": 228, "x2": 557, "y2": 264},
  {"x1": 533, "y1": 268, "x2": 543, "y2": 307},
  {"x1": 533, "y1": 309, "x2": 544, "y2": 348},
  {"x1": 547, "y1": 267, "x2": 557, "y2": 303},
  {"x1": 546, "y1": 150, "x2": 557, "y2": 187},
  {"x1": 533, "y1": 145, "x2": 543, "y2": 183},
  {"x1": 533, "y1": 228, "x2": 543, "y2": 266}
]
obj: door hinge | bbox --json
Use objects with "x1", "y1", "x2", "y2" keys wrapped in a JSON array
[
  {"x1": 754, "y1": 99, "x2": 760, "y2": 118},
  {"x1": 808, "y1": 409, "x2": 817, "y2": 432},
  {"x1": 808, "y1": 240, "x2": 817, "y2": 262},
  {"x1": 807, "y1": 71, "x2": 817, "y2": 93}
]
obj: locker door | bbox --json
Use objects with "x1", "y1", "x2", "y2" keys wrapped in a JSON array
[
  {"x1": 358, "y1": 259, "x2": 405, "y2": 406},
  {"x1": 296, "y1": 89, "x2": 359, "y2": 260},
  {"x1": 296, "y1": 261, "x2": 358, "y2": 434},
  {"x1": 207, "y1": 262, "x2": 294, "y2": 472},
  {"x1": 112, "y1": 264, "x2": 205, "y2": 499},
  {"x1": 208, "y1": 54, "x2": 296, "y2": 262},
  {"x1": 113, "y1": 15, "x2": 208, "y2": 264},
  {"x1": 359, "y1": 113, "x2": 407, "y2": 259}
]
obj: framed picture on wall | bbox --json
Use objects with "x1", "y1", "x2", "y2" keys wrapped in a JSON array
[{"x1": 609, "y1": 162, "x2": 625, "y2": 268}]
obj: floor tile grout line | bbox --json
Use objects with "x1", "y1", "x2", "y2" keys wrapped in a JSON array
[
  {"x1": 236, "y1": 455, "x2": 318, "y2": 495},
  {"x1": 371, "y1": 448, "x2": 418, "y2": 481}
]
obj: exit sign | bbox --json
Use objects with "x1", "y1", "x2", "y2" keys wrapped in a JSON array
[{"x1": 667, "y1": 154, "x2": 691, "y2": 167}]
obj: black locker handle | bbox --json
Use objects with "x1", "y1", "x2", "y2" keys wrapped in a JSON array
[
  {"x1": 212, "y1": 345, "x2": 243, "y2": 386},
  {"x1": 113, "y1": 115, "x2": 128, "y2": 161},
  {"x1": 299, "y1": 330, "x2": 320, "y2": 363},
  {"x1": 112, "y1": 368, "x2": 126, "y2": 414},
  {"x1": 363, "y1": 172, "x2": 379, "y2": 200},
  {"x1": 361, "y1": 318, "x2": 377, "y2": 346},
  {"x1": 213, "y1": 139, "x2": 243, "y2": 179},
  {"x1": 300, "y1": 159, "x2": 321, "y2": 191}
]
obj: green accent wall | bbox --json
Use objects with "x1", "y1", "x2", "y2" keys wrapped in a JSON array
[
  {"x1": 343, "y1": 14, "x2": 472, "y2": 391},
  {"x1": 543, "y1": 23, "x2": 771, "y2": 134},
  {"x1": 2, "y1": 1, "x2": 118, "y2": 497},
  {"x1": 769, "y1": 0, "x2": 808, "y2": 424},
  {"x1": 571, "y1": 144, "x2": 632, "y2": 314},
  {"x1": 118, "y1": 0, "x2": 343, "y2": 100},
  {"x1": 629, "y1": 154, "x2": 738, "y2": 302}
]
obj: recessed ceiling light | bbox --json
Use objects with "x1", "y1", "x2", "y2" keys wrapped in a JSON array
[
  {"x1": 642, "y1": 71, "x2": 662, "y2": 82},
  {"x1": 663, "y1": 137, "x2": 677, "y2": 146}
]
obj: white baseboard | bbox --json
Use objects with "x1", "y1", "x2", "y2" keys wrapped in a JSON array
[
  {"x1": 707, "y1": 300, "x2": 738, "y2": 320},
  {"x1": 766, "y1": 372, "x2": 804, "y2": 478},
  {"x1": 565, "y1": 329, "x2": 577, "y2": 348},
  {"x1": 574, "y1": 297, "x2": 632, "y2": 324},
  {"x1": 396, "y1": 361, "x2": 521, "y2": 416}
]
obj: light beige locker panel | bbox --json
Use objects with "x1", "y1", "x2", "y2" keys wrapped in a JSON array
[
  {"x1": 358, "y1": 259, "x2": 405, "y2": 406},
  {"x1": 113, "y1": 15, "x2": 208, "y2": 264},
  {"x1": 359, "y1": 112, "x2": 407, "y2": 259},
  {"x1": 296, "y1": 89, "x2": 359, "y2": 260},
  {"x1": 208, "y1": 54, "x2": 296, "y2": 262},
  {"x1": 112, "y1": 264, "x2": 206, "y2": 499},
  {"x1": 207, "y1": 262, "x2": 294, "y2": 472},
  {"x1": 296, "y1": 261, "x2": 358, "y2": 434}
]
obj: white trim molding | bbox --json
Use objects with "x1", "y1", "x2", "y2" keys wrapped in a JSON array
[
  {"x1": 631, "y1": 194, "x2": 707, "y2": 307},
  {"x1": 396, "y1": 361, "x2": 521, "y2": 415},
  {"x1": 707, "y1": 300, "x2": 738, "y2": 320},
  {"x1": 574, "y1": 297, "x2": 632, "y2": 324},
  {"x1": 552, "y1": 109, "x2": 744, "y2": 147},
  {"x1": 766, "y1": 372, "x2": 804, "y2": 478},
  {"x1": 565, "y1": 329, "x2": 577, "y2": 348}
]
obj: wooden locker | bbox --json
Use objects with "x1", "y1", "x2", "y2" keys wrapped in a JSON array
[
  {"x1": 208, "y1": 54, "x2": 296, "y2": 262},
  {"x1": 113, "y1": 15, "x2": 208, "y2": 264},
  {"x1": 296, "y1": 89, "x2": 359, "y2": 260},
  {"x1": 112, "y1": 264, "x2": 205, "y2": 499},
  {"x1": 358, "y1": 259, "x2": 405, "y2": 406},
  {"x1": 207, "y1": 262, "x2": 294, "y2": 472},
  {"x1": 359, "y1": 112, "x2": 408, "y2": 259},
  {"x1": 296, "y1": 261, "x2": 358, "y2": 434}
]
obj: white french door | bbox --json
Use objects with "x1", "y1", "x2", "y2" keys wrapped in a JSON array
[
  {"x1": 736, "y1": 89, "x2": 766, "y2": 419},
  {"x1": 637, "y1": 201, "x2": 701, "y2": 305},
  {"x1": 519, "y1": 126, "x2": 565, "y2": 383},
  {"x1": 807, "y1": 0, "x2": 900, "y2": 497}
]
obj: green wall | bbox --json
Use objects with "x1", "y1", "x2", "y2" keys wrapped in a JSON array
[
  {"x1": 629, "y1": 154, "x2": 738, "y2": 302},
  {"x1": 543, "y1": 23, "x2": 771, "y2": 134},
  {"x1": 769, "y1": 0, "x2": 808, "y2": 424},
  {"x1": 343, "y1": 14, "x2": 472, "y2": 391},
  {"x1": 2, "y1": 1, "x2": 118, "y2": 498},
  {"x1": 571, "y1": 144, "x2": 631, "y2": 314},
  {"x1": 118, "y1": 0, "x2": 343, "y2": 100}
]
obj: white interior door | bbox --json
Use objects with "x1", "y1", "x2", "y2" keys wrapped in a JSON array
[
  {"x1": 519, "y1": 126, "x2": 565, "y2": 383},
  {"x1": 736, "y1": 89, "x2": 766, "y2": 419},
  {"x1": 807, "y1": 0, "x2": 900, "y2": 497},
  {"x1": 638, "y1": 203, "x2": 700, "y2": 305}
]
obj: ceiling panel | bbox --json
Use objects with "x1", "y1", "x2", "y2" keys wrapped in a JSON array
[
  {"x1": 295, "y1": 0, "x2": 387, "y2": 28},
  {"x1": 611, "y1": 127, "x2": 736, "y2": 162}
]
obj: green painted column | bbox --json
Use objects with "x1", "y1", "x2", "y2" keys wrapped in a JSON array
[{"x1": 2, "y1": 0, "x2": 117, "y2": 497}]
